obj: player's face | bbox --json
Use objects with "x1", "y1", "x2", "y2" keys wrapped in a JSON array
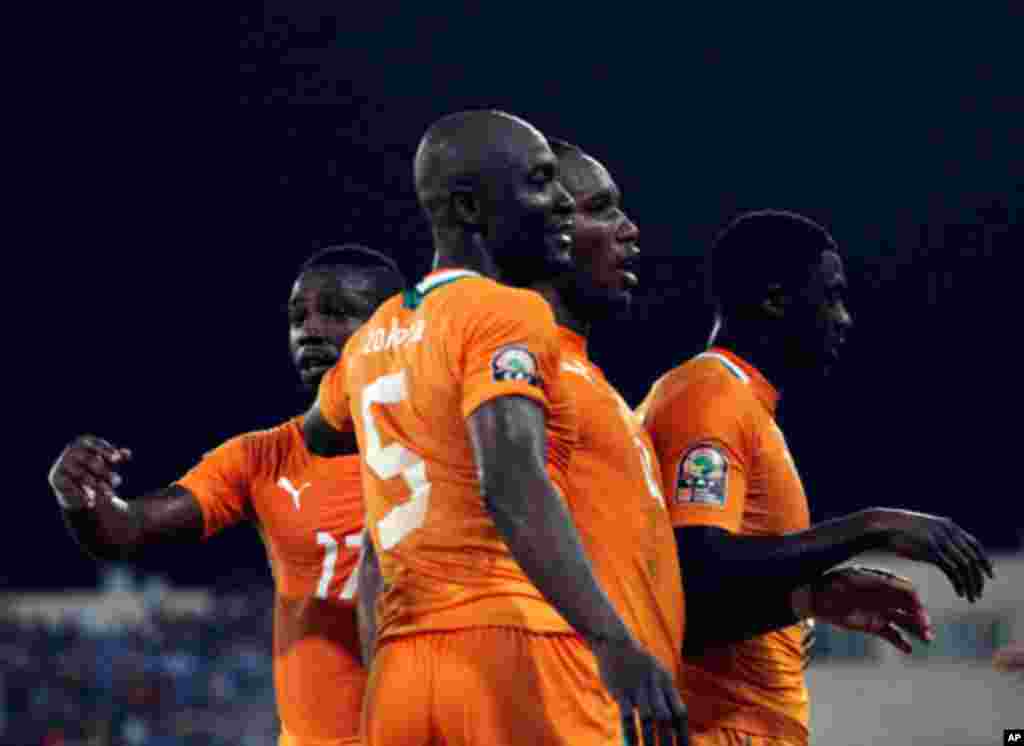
[
  {"x1": 559, "y1": 153, "x2": 640, "y2": 317},
  {"x1": 288, "y1": 267, "x2": 378, "y2": 389},
  {"x1": 480, "y1": 138, "x2": 576, "y2": 285},
  {"x1": 789, "y1": 250, "x2": 853, "y2": 374}
]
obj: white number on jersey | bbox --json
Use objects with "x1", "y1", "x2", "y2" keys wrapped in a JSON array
[
  {"x1": 361, "y1": 371, "x2": 431, "y2": 550},
  {"x1": 315, "y1": 531, "x2": 363, "y2": 601}
]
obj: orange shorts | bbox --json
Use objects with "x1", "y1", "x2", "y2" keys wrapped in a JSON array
[
  {"x1": 362, "y1": 627, "x2": 622, "y2": 746},
  {"x1": 690, "y1": 727, "x2": 802, "y2": 746}
]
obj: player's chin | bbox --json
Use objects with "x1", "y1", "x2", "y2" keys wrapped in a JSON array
[{"x1": 579, "y1": 286, "x2": 632, "y2": 322}]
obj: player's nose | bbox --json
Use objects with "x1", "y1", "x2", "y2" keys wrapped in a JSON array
[
  {"x1": 299, "y1": 313, "x2": 330, "y2": 341},
  {"x1": 837, "y1": 301, "x2": 853, "y2": 331},
  {"x1": 618, "y1": 215, "x2": 640, "y2": 245}
]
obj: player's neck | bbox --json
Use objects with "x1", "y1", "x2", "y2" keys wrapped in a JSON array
[
  {"x1": 531, "y1": 281, "x2": 590, "y2": 339},
  {"x1": 432, "y1": 230, "x2": 501, "y2": 280},
  {"x1": 710, "y1": 322, "x2": 788, "y2": 392}
]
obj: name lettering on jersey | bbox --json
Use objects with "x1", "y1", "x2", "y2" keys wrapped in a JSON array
[
  {"x1": 561, "y1": 358, "x2": 593, "y2": 382},
  {"x1": 491, "y1": 344, "x2": 540, "y2": 386},
  {"x1": 360, "y1": 317, "x2": 426, "y2": 355},
  {"x1": 675, "y1": 445, "x2": 728, "y2": 507},
  {"x1": 277, "y1": 477, "x2": 311, "y2": 510}
]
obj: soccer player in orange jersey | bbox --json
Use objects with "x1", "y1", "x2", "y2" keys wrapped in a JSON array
[
  {"x1": 47, "y1": 245, "x2": 405, "y2": 746},
  {"x1": 638, "y1": 210, "x2": 995, "y2": 746},
  {"x1": 536, "y1": 139, "x2": 686, "y2": 745},
  {"x1": 551, "y1": 143, "x2": 950, "y2": 744},
  {"x1": 304, "y1": 111, "x2": 685, "y2": 746}
]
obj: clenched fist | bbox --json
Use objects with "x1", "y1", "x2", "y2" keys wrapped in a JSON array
[{"x1": 48, "y1": 435, "x2": 132, "y2": 510}]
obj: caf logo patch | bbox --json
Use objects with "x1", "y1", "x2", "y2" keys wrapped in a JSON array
[
  {"x1": 675, "y1": 445, "x2": 728, "y2": 506},
  {"x1": 491, "y1": 345, "x2": 540, "y2": 386}
]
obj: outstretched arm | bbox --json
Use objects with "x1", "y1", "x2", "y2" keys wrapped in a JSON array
[
  {"x1": 679, "y1": 519, "x2": 873, "y2": 653},
  {"x1": 680, "y1": 508, "x2": 991, "y2": 654},
  {"x1": 49, "y1": 435, "x2": 204, "y2": 561}
]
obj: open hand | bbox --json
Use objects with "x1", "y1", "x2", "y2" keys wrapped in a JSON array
[{"x1": 811, "y1": 565, "x2": 933, "y2": 654}]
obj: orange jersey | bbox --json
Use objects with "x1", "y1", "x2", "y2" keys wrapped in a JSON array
[
  {"x1": 558, "y1": 327, "x2": 684, "y2": 682},
  {"x1": 638, "y1": 348, "x2": 812, "y2": 743},
  {"x1": 177, "y1": 417, "x2": 365, "y2": 746},
  {"x1": 318, "y1": 269, "x2": 578, "y2": 642}
]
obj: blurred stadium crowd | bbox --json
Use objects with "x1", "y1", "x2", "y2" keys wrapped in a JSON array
[
  {"x1": 3, "y1": 555, "x2": 1019, "y2": 746},
  {"x1": 1, "y1": 583, "x2": 278, "y2": 746}
]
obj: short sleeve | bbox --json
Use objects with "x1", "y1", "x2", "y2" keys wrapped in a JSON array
[
  {"x1": 643, "y1": 382, "x2": 753, "y2": 533},
  {"x1": 317, "y1": 346, "x2": 355, "y2": 434},
  {"x1": 458, "y1": 288, "x2": 562, "y2": 420},
  {"x1": 176, "y1": 436, "x2": 253, "y2": 539}
]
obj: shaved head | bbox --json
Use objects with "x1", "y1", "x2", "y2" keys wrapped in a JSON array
[
  {"x1": 549, "y1": 140, "x2": 610, "y2": 200},
  {"x1": 414, "y1": 110, "x2": 550, "y2": 219},
  {"x1": 413, "y1": 110, "x2": 576, "y2": 286}
]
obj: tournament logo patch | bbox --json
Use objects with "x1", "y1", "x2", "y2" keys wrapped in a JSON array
[
  {"x1": 675, "y1": 445, "x2": 728, "y2": 506},
  {"x1": 491, "y1": 345, "x2": 541, "y2": 386}
]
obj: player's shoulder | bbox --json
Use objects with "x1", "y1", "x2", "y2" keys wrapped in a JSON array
[
  {"x1": 223, "y1": 416, "x2": 306, "y2": 465},
  {"x1": 645, "y1": 353, "x2": 756, "y2": 419},
  {"x1": 431, "y1": 274, "x2": 554, "y2": 321}
]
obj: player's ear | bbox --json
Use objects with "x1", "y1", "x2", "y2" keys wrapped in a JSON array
[
  {"x1": 451, "y1": 184, "x2": 483, "y2": 231},
  {"x1": 761, "y1": 283, "x2": 789, "y2": 319}
]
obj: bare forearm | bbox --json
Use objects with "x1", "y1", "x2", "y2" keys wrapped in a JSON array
[
  {"x1": 62, "y1": 494, "x2": 145, "y2": 561},
  {"x1": 679, "y1": 513, "x2": 882, "y2": 651},
  {"x1": 62, "y1": 486, "x2": 202, "y2": 562},
  {"x1": 484, "y1": 471, "x2": 631, "y2": 643},
  {"x1": 682, "y1": 511, "x2": 882, "y2": 599}
]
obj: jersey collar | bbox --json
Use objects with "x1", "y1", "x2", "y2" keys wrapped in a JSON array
[
  {"x1": 403, "y1": 269, "x2": 481, "y2": 309},
  {"x1": 702, "y1": 347, "x2": 780, "y2": 414},
  {"x1": 416, "y1": 268, "x2": 480, "y2": 294}
]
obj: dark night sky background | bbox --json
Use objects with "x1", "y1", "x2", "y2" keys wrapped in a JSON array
[{"x1": 12, "y1": 5, "x2": 1020, "y2": 590}]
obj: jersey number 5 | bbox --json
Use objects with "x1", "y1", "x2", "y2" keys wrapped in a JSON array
[{"x1": 362, "y1": 371, "x2": 431, "y2": 550}]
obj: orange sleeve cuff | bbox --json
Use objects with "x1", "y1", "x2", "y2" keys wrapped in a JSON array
[{"x1": 461, "y1": 381, "x2": 549, "y2": 421}]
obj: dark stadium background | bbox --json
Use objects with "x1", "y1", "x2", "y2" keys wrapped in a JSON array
[{"x1": 14, "y1": 6, "x2": 1021, "y2": 591}]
